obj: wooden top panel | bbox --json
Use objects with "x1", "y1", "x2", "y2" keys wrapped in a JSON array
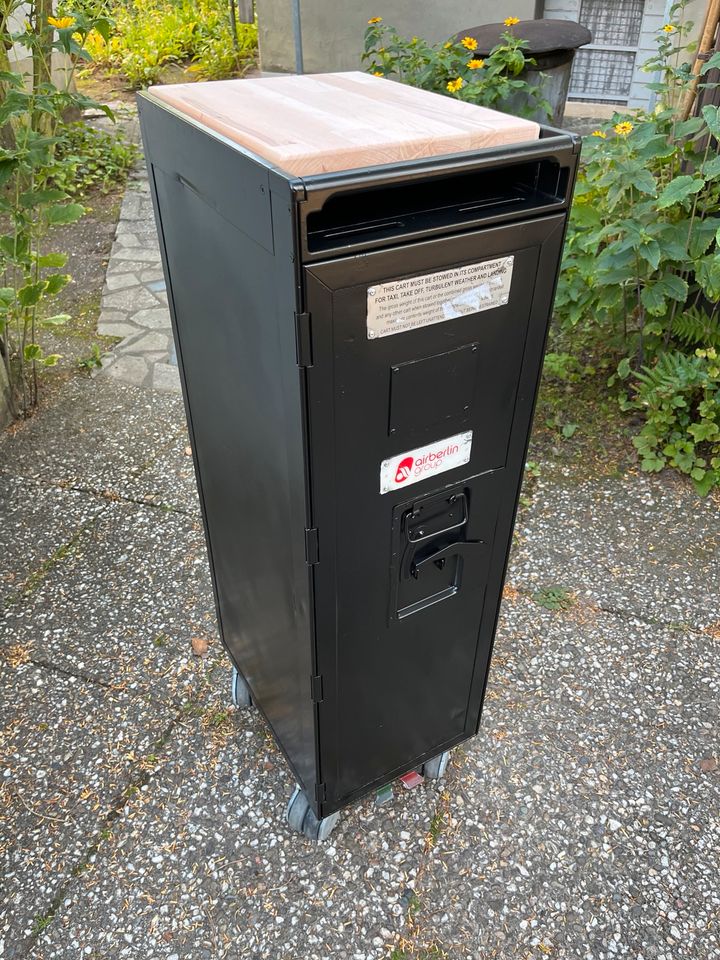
[{"x1": 149, "y1": 72, "x2": 540, "y2": 176}]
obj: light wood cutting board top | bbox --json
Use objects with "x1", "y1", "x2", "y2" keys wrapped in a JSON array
[{"x1": 149, "y1": 71, "x2": 540, "y2": 176}]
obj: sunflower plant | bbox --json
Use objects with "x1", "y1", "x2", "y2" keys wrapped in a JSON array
[
  {"x1": 0, "y1": 1, "x2": 113, "y2": 418},
  {"x1": 362, "y1": 17, "x2": 551, "y2": 119}
]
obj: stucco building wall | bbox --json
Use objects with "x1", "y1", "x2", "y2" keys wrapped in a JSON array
[{"x1": 257, "y1": 0, "x2": 539, "y2": 74}]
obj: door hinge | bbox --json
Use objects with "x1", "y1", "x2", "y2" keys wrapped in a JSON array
[
  {"x1": 311, "y1": 674, "x2": 324, "y2": 702},
  {"x1": 304, "y1": 527, "x2": 319, "y2": 565},
  {"x1": 295, "y1": 311, "x2": 312, "y2": 367},
  {"x1": 315, "y1": 781, "x2": 327, "y2": 802}
]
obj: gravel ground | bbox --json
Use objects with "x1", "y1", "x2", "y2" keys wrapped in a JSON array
[{"x1": 1, "y1": 376, "x2": 718, "y2": 959}]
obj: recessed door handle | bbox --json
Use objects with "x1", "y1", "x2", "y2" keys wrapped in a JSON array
[{"x1": 410, "y1": 540, "x2": 483, "y2": 579}]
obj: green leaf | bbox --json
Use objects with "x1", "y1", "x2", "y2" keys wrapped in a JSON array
[
  {"x1": 23, "y1": 343, "x2": 42, "y2": 362},
  {"x1": 37, "y1": 252, "x2": 68, "y2": 268},
  {"x1": 19, "y1": 188, "x2": 68, "y2": 207},
  {"x1": 40, "y1": 313, "x2": 71, "y2": 326},
  {"x1": 18, "y1": 282, "x2": 46, "y2": 307},
  {"x1": 658, "y1": 274, "x2": 689, "y2": 302},
  {"x1": 688, "y1": 218, "x2": 720, "y2": 258},
  {"x1": 641, "y1": 283, "x2": 667, "y2": 316},
  {"x1": 45, "y1": 203, "x2": 85, "y2": 225},
  {"x1": 701, "y1": 52, "x2": 720, "y2": 75},
  {"x1": 702, "y1": 155, "x2": 720, "y2": 180},
  {"x1": 638, "y1": 239, "x2": 662, "y2": 270},
  {"x1": 0, "y1": 287, "x2": 15, "y2": 305},
  {"x1": 696, "y1": 254, "x2": 720, "y2": 300},
  {"x1": 561, "y1": 423, "x2": 579, "y2": 438},
  {"x1": 656, "y1": 175, "x2": 705, "y2": 209},
  {"x1": 673, "y1": 116, "x2": 705, "y2": 138},
  {"x1": 39, "y1": 353, "x2": 61, "y2": 367},
  {"x1": 701, "y1": 105, "x2": 720, "y2": 139},
  {"x1": 45, "y1": 274, "x2": 70, "y2": 295},
  {"x1": 0, "y1": 158, "x2": 17, "y2": 189}
]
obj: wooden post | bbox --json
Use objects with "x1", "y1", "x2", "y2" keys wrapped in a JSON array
[{"x1": 679, "y1": 0, "x2": 720, "y2": 120}]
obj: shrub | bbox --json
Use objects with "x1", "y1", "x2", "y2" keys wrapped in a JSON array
[
  {"x1": 554, "y1": 1, "x2": 720, "y2": 492},
  {"x1": 86, "y1": 0, "x2": 257, "y2": 87},
  {"x1": 51, "y1": 121, "x2": 137, "y2": 197},
  {"x1": 362, "y1": 17, "x2": 551, "y2": 118},
  {"x1": 624, "y1": 349, "x2": 720, "y2": 495},
  {"x1": 0, "y1": 6, "x2": 114, "y2": 418}
]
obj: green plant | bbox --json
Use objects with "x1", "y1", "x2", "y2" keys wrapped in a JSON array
[
  {"x1": 558, "y1": 5, "x2": 720, "y2": 357},
  {"x1": 625, "y1": 347, "x2": 720, "y2": 494},
  {"x1": 51, "y1": 121, "x2": 137, "y2": 197},
  {"x1": 532, "y1": 586, "x2": 575, "y2": 611},
  {"x1": 86, "y1": 0, "x2": 257, "y2": 87},
  {"x1": 78, "y1": 342, "x2": 103, "y2": 369},
  {"x1": 362, "y1": 16, "x2": 551, "y2": 118},
  {"x1": 554, "y1": 1, "x2": 720, "y2": 491},
  {"x1": 0, "y1": 4, "x2": 114, "y2": 418}
]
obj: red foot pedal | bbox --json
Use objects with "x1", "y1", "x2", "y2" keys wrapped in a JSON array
[{"x1": 400, "y1": 771, "x2": 424, "y2": 789}]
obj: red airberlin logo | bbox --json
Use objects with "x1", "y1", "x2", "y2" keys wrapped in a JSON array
[{"x1": 395, "y1": 456, "x2": 414, "y2": 484}]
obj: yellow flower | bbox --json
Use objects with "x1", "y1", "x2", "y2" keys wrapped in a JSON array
[
  {"x1": 591, "y1": 129, "x2": 607, "y2": 138},
  {"x1": 461, "y1": 36, "x2": 478, "y2": 50},
  {"x1": 447, "y1": 77, "x2": 464, "y2": 93},
  {"x1": 662, "y1": 23, "x2": 676, "y2": 33},
  {"x1": 443, "y1": 41, "x2": 452, "y2": 48},
  {"x1": 372, "y1": 71, "x2": 383, "y2": 77},
  {"x1": 367, "y1": 16, "x2": 382, "y2": 24},
  {"x1": 614, "y1": 121, "x2": 633, "y2": 136},
  {"x1": 504, "y1": 16, "x2": 520, "y2": 26},
  {"x1": 48, "y1": 15, "x2": 75, "y2": 28},
  {"x1": 467, "y1": 58, "x2": 484, "y2": 69}
]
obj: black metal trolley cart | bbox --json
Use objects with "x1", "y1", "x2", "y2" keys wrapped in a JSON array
[{"x1": 138, "y1": 73, "x2": 579, "y2": 841}]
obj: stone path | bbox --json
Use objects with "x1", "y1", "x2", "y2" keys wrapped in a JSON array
[{"x1": 97, "y1": 144, "x2": 180, "y2": 394}]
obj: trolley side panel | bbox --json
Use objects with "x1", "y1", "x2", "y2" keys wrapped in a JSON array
[{"x1": 139, "y1": 98, "x2": 317, "y2": 792}]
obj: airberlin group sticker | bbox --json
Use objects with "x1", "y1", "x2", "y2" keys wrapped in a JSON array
[{"x1": 379, "y1": 431, "x2": 473, "y2": 494}]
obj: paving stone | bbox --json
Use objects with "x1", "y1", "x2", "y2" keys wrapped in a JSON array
[
  {"x1": 0, "y1": 661, "x2": 175, "y2": 955},
  {"x1": 106, "y1": 258, "x2": 158, "y2": 276},
  {"x1": 102, "y1": 354, "x2": 150, "y2": 387},
  {"x1": 131, "y1": 307, "x2": 170, "y2": 330},
  {"x1": 0, "y1": 476, "x2": 106, "y2": 604},
  {"x1": 111, "y1": 248, "x2": 161, "y2": 264},
  {"x1": 104, "y1": 273, "x2": 142, "y2": 292},
  {"x1": 102, "y1": 286, "x2": 162, "y2": 313},
  {"x1": 96, "y1": 321, "x2": 142, "y2": 338},
  {"x1": 123, "y1": 331, "x2": 170, "y2": 355},
  {"x1": 152, "y1": 363, "x2": 181, "y2": 395},
  {"x1": 0, "y1": 502, "x2": 216, "y2": 704}
]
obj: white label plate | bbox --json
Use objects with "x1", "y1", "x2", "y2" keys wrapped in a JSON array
[
  {"x1": 380, "y1": 431, "x2": 473, "y2": 495},
  {"x1": 367, "y1": 256, "x2": 513, "y2": 340}
]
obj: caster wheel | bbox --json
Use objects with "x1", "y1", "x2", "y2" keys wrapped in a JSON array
[
  {"x1": 286, "y1": 786, "x2": 340, "y2": 842},
  {"x1": 231, "y1": 666, "x2": 252, "y2": 708},
  {"x1": 421, "y1": 750, "x2": 451, "y2": 781}
]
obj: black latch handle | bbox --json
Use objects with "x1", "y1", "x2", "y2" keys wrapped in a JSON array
[{"x1": 409, "y1": 540, "x2": 483, "y2": 580}]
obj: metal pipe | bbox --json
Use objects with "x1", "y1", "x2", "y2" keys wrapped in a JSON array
[{"x1": 291, "y1": 0, "x2": 304, "y2": 74}]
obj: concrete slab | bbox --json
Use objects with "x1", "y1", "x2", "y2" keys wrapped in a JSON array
[
  {"x1": 408, "y1": 595, "x2": 720, "y2": 958},
  {"x1": 29, "y1": 664, "x2": 431, "y2": 960},
  {"x1": 509, "y1": 469, "x2": 720, "y2": 631},
  {"x1": 0, "y1": 502, "x2": 216, "y2": 705},
  {"x1": 0, "y1": 476, "x2": 106, "y2": 604},
  {"x1": 0, "y1": 661, "x2": 174, "y2": 957},
  {"x1": 0, "y1": 378, "x2": 185, "y2": 493}
]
